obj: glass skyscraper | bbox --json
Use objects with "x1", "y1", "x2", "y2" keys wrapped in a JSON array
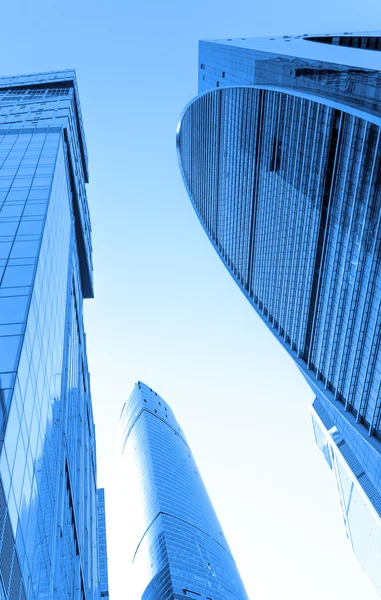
[
  {"x1": 177, "y1": 32, "x2": 381, "y2": 595},
  {"x1": 120, "y1": 381, "x2": 248, "y2": 600},
  {"x1": 0, "y1": 71, "x2": 107, "y2": 600}
]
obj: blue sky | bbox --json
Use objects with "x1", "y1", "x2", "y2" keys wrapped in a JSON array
[{"x1": 1, "y1": 0, "x2": 380, "y2": 598}]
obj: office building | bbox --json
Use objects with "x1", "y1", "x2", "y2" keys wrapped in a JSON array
[
  {"x1": 120, "y1": 381, "x2": 248, "y2": 600},
  {"x1": 97, "y1": 489, "x2": 110, "y2": 599},
  {"x1": 312, "y1": 398, "x2": 381, "y2": 594},
  {"x1": 0, "y1": 71, "x2": 107, "y2": 600},
  {"x1": 177, "y1": 32, "x2": 381, "y2": 595}
]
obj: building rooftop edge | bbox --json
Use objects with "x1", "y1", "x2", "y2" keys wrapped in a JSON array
[
  {"x1": 199, "y1": 32, "x2": 381, "y2": 71},
  {"x1": 0, "y1": 69, "x2": 89, "y2": 182},
  {"x1": 202, "y1": 30, "x2": 381, "y2": 42},
  {"x1": 176, "y1": 85, "x2": 381, "y2": 136}
]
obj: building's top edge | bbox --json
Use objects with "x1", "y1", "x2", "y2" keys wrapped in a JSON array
[
  {"x1": 120, "y1": 381, "x2": 184, "y2": 450},
  {"x1": 0, "y1": 69, "x2": 77, "y2": 87},
  {"x1": 204, "y1": 30, "x2": 381, "y2": 41},
  {"x1": 200, "y1": 32, "x2": 381, "y2": 71},
  {"x1": 0, "y1": 69, "x2": 89, "y2": 182},
  {"x1": 134, "y1": 381, "x2": 171, "y2": 410},
  {"x1": 176, "y1": 85, "x2": 381, "y2": 130},
  {"x1": 120, "y1": 381, "x2": 172, "y2": 417},
  {"x1": 123, "y1": 381, "x2": 178, "y2": 421}
]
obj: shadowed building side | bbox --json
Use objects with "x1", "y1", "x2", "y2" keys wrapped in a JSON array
[{"x1": 120, "y1": 381, "x2": 249, "y2": 600}]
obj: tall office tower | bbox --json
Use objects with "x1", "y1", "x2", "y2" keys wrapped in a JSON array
[
  {"x1": 0, "y1": 72, "x2": 107, "y2": 600},
  {"x1": 177, "y1": 33, "x2": 381, "y2": 595},
  {"x1": 120, "y1": 381, "x2": 248, "y2": 600}
]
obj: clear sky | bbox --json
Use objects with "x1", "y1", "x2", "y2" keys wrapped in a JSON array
[{"x1": 1, "y1": 1, "x2": 380, "y2": 598}]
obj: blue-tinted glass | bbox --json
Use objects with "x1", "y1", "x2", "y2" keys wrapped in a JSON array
[
  {"x1": 0, "y1": 71, "x2": 107, "y2": 600},
  {"x1": 177, "y1": 32, "x2": 381, "y2": 597},
  {"x1": 121, "y1": 382, "x2": 249, "y2": 600}
]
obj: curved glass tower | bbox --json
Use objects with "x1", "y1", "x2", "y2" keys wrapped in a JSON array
[
  {"x1": 177, "y1": 33, "x2": 381, "y2": 596},
  {"x1": 120, "y1": 381, "x2": 248, "y2": 600}
]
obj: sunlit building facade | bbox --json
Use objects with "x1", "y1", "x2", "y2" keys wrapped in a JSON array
[
  {"x1": 312, "y1": 397, "x2": 381, "y2": 595},
  {"x1": 177, "y1": 32, "x2": 381, "y2": 595},
  {"x1": 120, "y1": 381, "x2": 248, "y2": 600},
  {"x1": 0, "y1": 71, "x2": 107, "y2": 600}
]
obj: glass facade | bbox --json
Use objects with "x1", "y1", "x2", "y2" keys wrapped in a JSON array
[
  {"x1": 177, "y1": 33, "x2": 381, "y2": 596},
  {"x1": 120, "y1": 381, "x2": 248, "y2": 600},
  {"x1": 97, "y1": 489, "x2": 109, "y2": 599},
  {"x1": 0, "y1": 71, "x2": 107, "y2": 600}
]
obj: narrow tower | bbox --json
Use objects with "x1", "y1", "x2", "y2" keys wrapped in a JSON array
[
  {"x1": 120, "y1": 381, "x2": 248, "y2": 600},
  {"x1": 0, "y1": 71, "x2": 107, "y2": 600}
]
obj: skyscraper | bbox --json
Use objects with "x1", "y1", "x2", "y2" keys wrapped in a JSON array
[
  {"x1": 120, "y1": 381, "x2": 248, "y2": 600},
  {"x1": 177, "y1": 32, "x2": 381, "y2": 595},
  {"x1": 0, "y1": 71, "x2": 107, "y2": 600}
]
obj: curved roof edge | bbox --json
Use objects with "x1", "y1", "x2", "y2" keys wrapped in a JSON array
[
  {"x1": 176, "y1": 85, "x2": 381, "y2": 369},
  {"x1": 120, "y1": 381, "x2": 187, "y2": 452},
  {"x1": 177, "y1": 85, "x2": 381, "y2": 251},
  {"x1": 177, "y1": 85, "x2": 381, "y2": 147}
]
